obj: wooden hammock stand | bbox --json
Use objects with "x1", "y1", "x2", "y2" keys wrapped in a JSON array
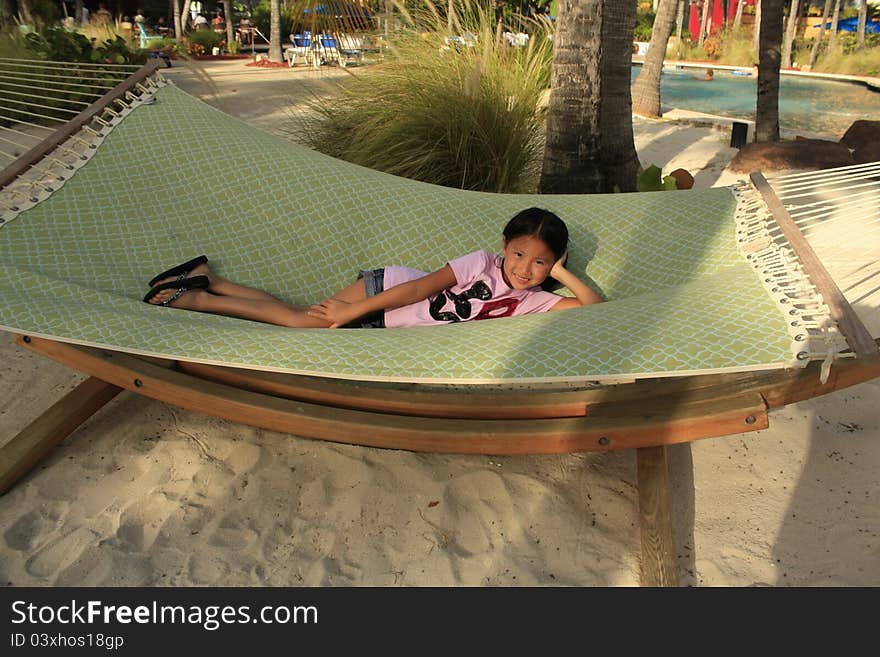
[{"x1": 2, "y1": 62, "x2": 878, "y2": 586}]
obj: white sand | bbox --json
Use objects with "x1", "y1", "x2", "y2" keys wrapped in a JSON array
[{"x1": 1, "y1": 61, "x2": 877, "y2": 586}]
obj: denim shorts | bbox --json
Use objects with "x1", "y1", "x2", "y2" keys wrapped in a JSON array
[{"x1": 355, "y1": 268, "x2": 386, "y2": 328}]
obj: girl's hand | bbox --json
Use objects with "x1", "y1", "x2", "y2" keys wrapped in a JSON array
[
  {"x1": 308, "y1": 298, "x2": 358, "y2": 328},
  {"x1": 550, "y1": 251, "x2": 568, "y2": 279}
]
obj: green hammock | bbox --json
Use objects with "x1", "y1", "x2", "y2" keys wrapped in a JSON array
[{"x1": 0, "y1": 80, "x2": 835, "y2": 384}]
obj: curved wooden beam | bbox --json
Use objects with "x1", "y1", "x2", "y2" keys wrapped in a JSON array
[{"x1": 15, "y1": 335, "x2": 768, "y2": 454}]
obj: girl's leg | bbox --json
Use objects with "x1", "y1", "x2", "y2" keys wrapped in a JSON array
[
  {"x1": 150, "y1": 279, "x2": 369, "y2": 329},
  {"x1": 207, "y1": 272, "x2": 284, "y2": 302},
  {"x1": 152, "y1": 263, "x2": 282, "y2": 302},
  {"x1": 170, "y1": 290, "x2": 327, "y2": 327}
]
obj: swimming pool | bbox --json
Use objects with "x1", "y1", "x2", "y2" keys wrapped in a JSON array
[{"x1": 633, "y1": 66, "x2": 879, "y2": 139}]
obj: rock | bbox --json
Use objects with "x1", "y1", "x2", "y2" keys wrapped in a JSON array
[
  {"x1": 668, "y1": 168, "x2": 694, "y2": 190},
  {"x1": 840, "y1": 120, "x2": 880, "y2": 150},
  {"x1": 852, "y1": 140, "x2": 880, "y2": 164},
  {"x1": 727, "y1": 139, "x2": 853, "y2": 173}
]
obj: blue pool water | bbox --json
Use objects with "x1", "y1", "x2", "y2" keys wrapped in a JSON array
[{"x1": 633, "y1": 66, "x2": 879, "y2": 139}]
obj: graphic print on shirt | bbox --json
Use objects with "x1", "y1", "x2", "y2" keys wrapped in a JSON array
[
  {"x1": 472, "y1": 298, "x2": 519, "y2": 321},
  {"x1": 429, "y1": 281, "x2": 501, "y2": 322}
]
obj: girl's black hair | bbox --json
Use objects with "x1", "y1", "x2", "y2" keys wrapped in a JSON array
[{"x1": 503, "y1": 207, "x2": 568, "y2": 291}]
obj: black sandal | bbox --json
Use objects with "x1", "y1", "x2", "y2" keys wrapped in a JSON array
[
  {"x1": 143, "y1": 275, "x2": 210, "y2": 306},
  {"x1": 148, "y1": 255, "x2": 208, "y2": 287}
]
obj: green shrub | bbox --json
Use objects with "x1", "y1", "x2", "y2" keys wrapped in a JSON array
[
  {"x1": 23, "y1": 26, "x2": 145, "y2": 64},
  {"x1": 0, "y1": 28, "x2": 27, "y2": 59},
  {"x1": 185, "y1": 27, "x2": 223, "y2": 54},
  {"x1": 300, "y1": 1, "x2": 553, "y2": 193},
  {"x1": 814, "y1": 42, "x2": 880, "y2": 76},
  {"x1": 634, "y1": 7, "x2": 655, "y2": 42},
  {"x1": 717, "y1": 27, "x2": 757, "y2": 66}
]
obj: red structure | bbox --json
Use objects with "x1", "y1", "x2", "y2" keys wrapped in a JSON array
[
  {"x1": 710, "y1": 0, "x2": 725, "y2": 34},
  {"x1": 688, "y1": 1, "x2": 701, "y2": 39},
  {"x1": 727, "y1": 0, "x2": 739, "y2": 25}
]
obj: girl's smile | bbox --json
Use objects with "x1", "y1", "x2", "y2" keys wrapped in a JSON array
[{"x1": 501, "y1": 235, "x2": 555, "y2": 289}]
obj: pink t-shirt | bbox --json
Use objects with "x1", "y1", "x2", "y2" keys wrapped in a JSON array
[{"x1": 382, "y1": 250, "x2": 563, "y2": 328}]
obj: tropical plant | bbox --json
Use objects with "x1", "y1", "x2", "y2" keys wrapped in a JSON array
[
  {"x1": 812, "y1": 35, "x2": 880, "y2": 75},
  {"x1": 636, "y1": 164, "x2": 680, "y2": 191},
  {"x1": 186, "y1": 25, "x2": 223, "y2": 52},
  {"x1": 634, "y1": 5, "x2": 656, "y2": 41},
  {"x1": 300, "y1": 1, "x2": 553, "y2": 193},
  {"x1": 23, "y1": 25, "x2": 145, "y2": 64}
]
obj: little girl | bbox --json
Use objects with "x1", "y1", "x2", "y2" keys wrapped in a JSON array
[{"x1": 143, "y1": 207, "x2": 604, "y2": 328}]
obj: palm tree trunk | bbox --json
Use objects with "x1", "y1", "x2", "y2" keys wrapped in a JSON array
[
  {"x1": 269, "y1": 0, "x2": 282, "y2": 62},
  {"x1": 733, "y1": 0, "x2": 744, "y2": 28},
  {"x1": 754, "y1": 0, "x2": 762, "y2": 60},
  {"x1": 223, "y1": 0, "x2": 234, "y2": 48},
  {"x1": 17, "y1": 0, "x2": 33, "y2": 23},
  {"x1": 756, "y1": 0, "x2": 784, "y2": 142},
  {"x1": 632, "y1": 0, "x2": 680, "y2": 118},
  {"x1": 173, "y1": 0, "x2": 183, "y2": 38},
  {"x1": 781, "y1": 0, "x2": 798, "y2": 68},
  {"x1": 180, "y1": 0, "x2": 193, "y2": 34},
  {"x1": 699, "y1": 0, "x2": 711, "y2": 44},
  {"x1": 675, "y1": 0, "x2": 685, "y2": 58},
  {"x1": 794, "y1": 0, "x2": 808, "y2": 41},
  {"x1": 808, "y1": 0, "x2": 833, "y2": 70},
  {"x1": 857, "y1": 0, "x2": 867, "y2": 50},
  {"x1": 828, "y1": 0, "x2": 841, "y2": 50},
  {"x1": 540, "y1": 0, "x2": 639, "y2": 194}
]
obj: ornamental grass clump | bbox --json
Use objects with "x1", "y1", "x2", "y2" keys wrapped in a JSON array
[{"x1": 301, "y1": 1, "x2": 552, "y2": 193}]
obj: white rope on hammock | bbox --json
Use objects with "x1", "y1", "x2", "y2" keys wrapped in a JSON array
[
  {"x1": 0, "y1": 80, "x2": 104, "y2": 100},
  {"x1": 769, "y1": 163, "x2": 880, "y2": 192},
  {"x1": 0, "y1": 119, "x2": 55, "y2": 134},
  {"x1": 1, "y1": 88, "x2": 91, "y2": 108},
  {"x1": 1, "y1": 99, "x2": 82, "y2": 116},
  {"x1": 766, "y1": 160, "x2": 880, "y2": 185},
  {"x1": 0, "y1": 68, "x2": 124, "y2": 84},
  {"x1": 777, "y1": 178, "x2": 880, "y2": 202},
  {"x1": 0, "y1": 72, "x2": 121, "y2": 88},
  {"x1": 787, "y1": 188, "x2": 879, "y2": 220},
  {"x1": 0, "y1": 104, "x2": 69, "y2": 124}
]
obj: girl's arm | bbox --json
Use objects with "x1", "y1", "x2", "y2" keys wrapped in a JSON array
[
  {"x1": 547, "y1": 252, "x2": 604, "y2": 311},
  {"x1": 308, "y1": 265, "x2": 458, "y2": 328}
]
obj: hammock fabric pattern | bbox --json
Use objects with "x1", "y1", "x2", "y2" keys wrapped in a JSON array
[{"x1": 0, "y1": 82, "x2": 826, "y2": 384}]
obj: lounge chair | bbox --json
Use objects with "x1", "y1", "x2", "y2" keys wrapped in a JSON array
[
  {"x1": 1, "y1": 60, "x2": 878, "y2": 585},
  {"x1": 334, "y1": 33, "x2": 365, "y2": 67},
  {"x1": 135, "y1": 22, "x2": 171, "y2": 67},
  {"x1": 285, "y1": 32, "x2": 312, "y2": 67}
]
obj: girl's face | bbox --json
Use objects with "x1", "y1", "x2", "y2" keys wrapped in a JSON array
[{"x1": 501, "y1": 235, "x2": 555, "y2": 289}]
